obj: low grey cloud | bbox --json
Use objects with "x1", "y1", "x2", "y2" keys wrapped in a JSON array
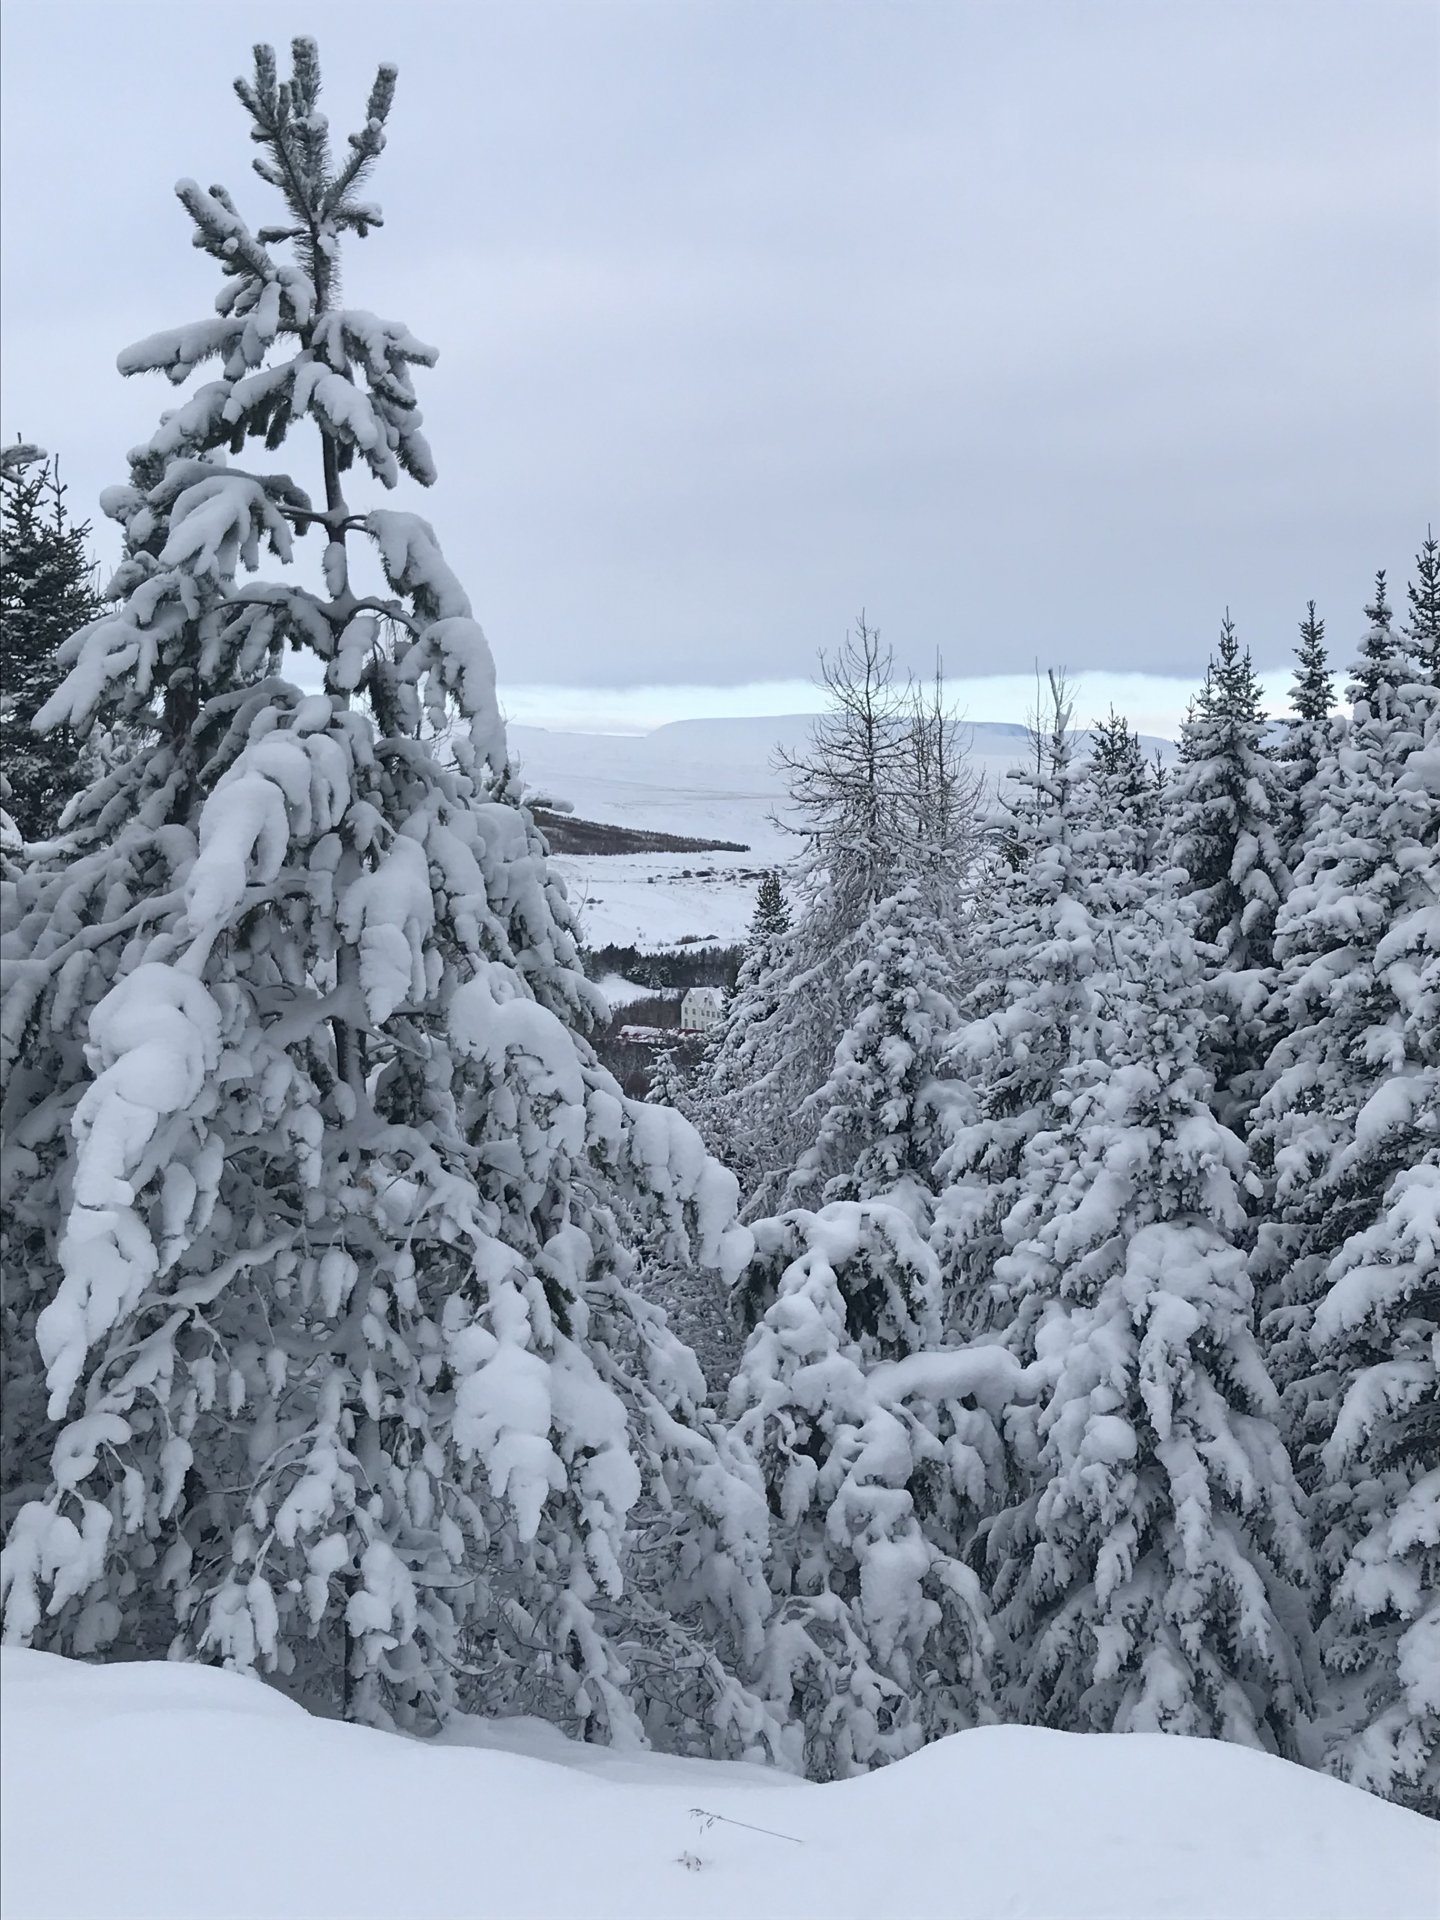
[{"x1": 2, "y1": 0, "x2": 1435, "y2": 698}]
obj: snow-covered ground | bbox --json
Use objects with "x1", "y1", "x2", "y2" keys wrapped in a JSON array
[
  {"x1": 512, "y1": 716, "x2": 800, "y2": 951},
  {"x1": 556, "y1": 848, "x2": 770, "y2": 952},
  {"x1": 510, "y1": 715, "x2": 1173, "y2": 952},
  {"x1": 3, "y1": 1648, "x2": 1433, "y2": 1920},
  {"x1": 594, "y1": 971, "x2": 665, "y2": 1009}
]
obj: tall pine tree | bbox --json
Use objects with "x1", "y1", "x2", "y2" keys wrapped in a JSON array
[
  {"x1": 1169, "y1": 611, "x2": 1291, "y2": 1123},
  {"x1": 723, "y1": 659, "x2": 994, "y2": 1774},
  {"x1": 784, "y1": 881, "x2": 966, "y2": 1214},
  {"x1": 1075, "y1": 707, "x2": 1160, "y2": 910},
  {"x1": 933, "y1": 674, "x2": 1106, "y2": 1335},
  {"x1": 1252, "y1": 560, "x2": 1439, "y2": 1810},
  {"x1": 727, "y1": 628, "x2": 982, "y2": 1217},
  {"x1": 1406, "y1": 529, "x2": 1440, "y2": 683},
  {"x1": 1277, "y1": 601, "x2": 1337, "y2": 876},
  {"x1": 0, "y1": 40, "x2": 782, "y2": 1756},
  {"x1": 690, "y1": 869, "x2": 792, "y2": 1199},
  {"x1": 983, "y1": 880, "x2": 1313, "y2": 1756}
]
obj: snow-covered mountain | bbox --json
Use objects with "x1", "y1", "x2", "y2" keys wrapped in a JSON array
[{"x1": 506, "y1": 715, "x2": 1172, "y2": 954}]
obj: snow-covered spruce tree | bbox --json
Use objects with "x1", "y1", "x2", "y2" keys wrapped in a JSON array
[
  {"x1": 643, "y1": 1042, "x2": 691, "y2": 1114},
  {"x1": 1250, "y1": 561, "x2": 1439, "y2": 1809},
  {"x1": 748, "y1": 865, "x2": 790, "y2": 956},
  {"x1": 720, "y1": 657, "x2": 997, "y2": 1775},
  {"x1": 1406, "y1": 528, "x2": 1440, "y2": 684},
  {"x1": 984, "y1": 882, "x2": 1314, "y2": 1757},
  {"x1": 783, "y1": 880, "x2": 965, "y2": 1214},
  {"x1": 692, "y1": 869, "x2": 791, "y2": 1195},
  {"x1": 1074, "y1": 707, "x2": 1158, "y2": 908},
  {"x1": 1168, "y1": 612, "x2": 1291, "y2": 1125},
  {"x1": 0, "y1": 445, "x2": 105, "y2": 840},
  {"x1": 727, "y1": 1200, "x2": 1011, "y2": 1777},
  {"x1": 1253, "y1": 573, "x2": 1438, "y2": 1386},
  {"x1": 0, "y1": 41, "x2": 783, "y2": 1754},
  {"x1": 1350, "y1": 570, "x2": 1401, "y2": 708},
  {"x1": 1277, "y1": 601, "x2": 1338, "y2": 876},
  {"x1": 931, "y1": 672, "x2": 1109, "y2": 1336},
  {"x1": 1307, "y1": 1164, "x2": 1438, "y2": 1813}
]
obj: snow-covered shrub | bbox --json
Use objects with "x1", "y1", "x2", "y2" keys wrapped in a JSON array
[{"x1": 729, "y1": 1202, "x2": 1010, "y2": 1776}]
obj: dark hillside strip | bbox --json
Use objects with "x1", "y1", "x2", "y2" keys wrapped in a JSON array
[{"x1": 532, "y1": 808, "x2": 749, "y2": 855}]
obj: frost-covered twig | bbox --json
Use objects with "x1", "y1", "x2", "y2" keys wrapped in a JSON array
[{"x1": 689, "y1": 1808, "x2": 802, "y2": 1845}]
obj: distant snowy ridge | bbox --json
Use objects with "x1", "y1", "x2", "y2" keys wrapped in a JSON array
[
  {"x1": 508, "y1": 716, "x2": 1174, "y2": 953},
  {"x1": 509, "y1": 715, "x2": 1174, "y2": 855}
]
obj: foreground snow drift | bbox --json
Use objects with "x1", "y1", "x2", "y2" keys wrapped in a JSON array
[{"x1": 3, "y1": 1651, "x2": 1434, "y2": 1920}]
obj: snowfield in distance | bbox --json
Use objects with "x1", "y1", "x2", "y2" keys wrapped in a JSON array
[
  {"x1": 511, "y1": 715, "x2": 807, "y2": 951},
  {"x1": 508, "y1": 715, "x2": 1174, "y2": 951},
  {"x1": 3, "y1": 1648, "x2": 1433, "y2": 1920},
  {"x1": 551, "y1": 847, "x2": 771, "y2": 954}
]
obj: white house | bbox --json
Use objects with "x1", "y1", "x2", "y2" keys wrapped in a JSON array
[{"x1": 679, "y1": 987, "x2": 725, "y2": 1034}]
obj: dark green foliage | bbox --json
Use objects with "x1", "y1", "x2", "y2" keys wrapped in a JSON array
[
  {"x1": 1278, "y1": 602, "x2": 1337, "y2": 872},
  {"x1": 1171, "y1": 611, "x2": 1289, "y2": 969},
  {"x1": 585, "y1": 943, "x2": 742, "y2": 994},
  {"x1": 748, "y1": 868, "x2": 789, "y2": 949},
  {"x1": 1291, "y1": 602, "x2": 1334, "y2": 724},
  {"x1": 0, "y1": 450, "x2": 104, "y2": 840}
]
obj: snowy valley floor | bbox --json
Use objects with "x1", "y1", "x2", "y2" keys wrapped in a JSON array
[{"x1": 2, "y1": 1650, "x2": 1435, "y2": 1920}]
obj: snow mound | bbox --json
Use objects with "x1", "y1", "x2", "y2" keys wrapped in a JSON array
[{"x1": 3, "y1": 1648, "x2": 1434, "y2": 1920}]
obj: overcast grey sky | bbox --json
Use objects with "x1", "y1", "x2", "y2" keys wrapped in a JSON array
[{"x1": 2, "y1": 0, "x2": 1436, "y2": 724}]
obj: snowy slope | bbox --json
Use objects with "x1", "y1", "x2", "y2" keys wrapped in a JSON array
[
  {"x1": 511, "y1": 718, "x2": 796, "y2": 950},
  {"x1": 508, "y1": 716, "x2": 810, "y2": 856},
  {"x1": 3, "y1": 1649, "x2": 1433, "y2": 1920},
  {"x1": 559, "y1": 848, "x2": 774, "y2": 953},
  {"x1": 509, "y1": 716, "x2": 1173, "y2": 952}
]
